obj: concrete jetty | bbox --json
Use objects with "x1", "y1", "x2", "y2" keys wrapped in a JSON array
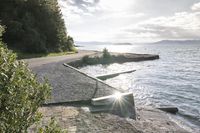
[
  {"x1": 68, "y1": 52, "x2": 159, "y2": 68},
  {"x1": 29, "y1": 50, "x2": 158, "y2": 104}
]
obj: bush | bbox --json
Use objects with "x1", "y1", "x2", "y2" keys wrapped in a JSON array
[
  {"x1": 80, "y1": 48, "x2": 113, "y2": 66},
  {"x1": 102, "y1": 48, "x2": 111, "y2": 59},
  {"x1": 67, "y1": 36, "x2": 75, "y2": 51},
  {"x1": 0, "y1": 26, "x2": 51, "y2": 132},
  {"x1": 82, "y1": 55, "x2": 90, "y2": 64}
]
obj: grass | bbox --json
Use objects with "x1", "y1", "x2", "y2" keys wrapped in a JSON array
[{"x1": 16, "y1": 51, "x2": 78, "y2": 59}]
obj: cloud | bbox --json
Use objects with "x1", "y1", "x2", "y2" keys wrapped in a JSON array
[
  {"x1": 191, "y1": 2, "x2": 200, "y2": 11},
  {"x1": 58, "y1": 0, "x2": 98, "y2": 26},
  {"x1": 120, "y1": 11, "x2": 200, "y2": 42},
  {"x1": 61, "y1": 0, "x2": 99, "y2": 13},
  {"x1": 99, "y1": 12, "x2": 145, "y2": 21},
  {"x1": 58, "y1": 0, "x2": 200, "y2": 42},
  {"x1": 59, "y1": 0, "x2": 137, "y2": 19},
  {"x1": 96, "y1": 0, "x2": 135, "y2": 12}
]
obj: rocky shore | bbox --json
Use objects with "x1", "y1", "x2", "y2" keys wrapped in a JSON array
[{"x1": 26, "y1": 50, "x2": 191, "y2": 133}]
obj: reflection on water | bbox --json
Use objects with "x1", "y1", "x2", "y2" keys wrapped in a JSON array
[{"x1": 79, "y1": 43, "x2": 200, "y2": 130}]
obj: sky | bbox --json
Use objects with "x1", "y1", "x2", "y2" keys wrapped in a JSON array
[{"x1": 58, "y1": 0, "x2": 200, "y2": 43}]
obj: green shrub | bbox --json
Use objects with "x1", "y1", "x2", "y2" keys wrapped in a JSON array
[
  {"x1": 67, "y1": 36, "x2": 75, "y2": 51},
  {"x1": 81, "y1": 48, "x2": 113, "y2": 65},
  {"x1": 0, "y1": 28, "x2": 51, "y2": 132},
  {"x1": 82, "y1": 55, "x2": 90, "y2": 64},
  {"x1": 81, "y1": 55, "x2": 100, "y2": 65},
  {"x1": 102, "y1": 48, "x2": 111, "y2": 59}
]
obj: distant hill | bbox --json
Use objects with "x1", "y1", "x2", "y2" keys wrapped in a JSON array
[
  {"x1": 75, "y1": 41, "x2": 110, "y2": 45},
  {"x1": 113, "y1": 42, "x2": 132, "y2": 45},
  {"x1": 75, "y1": 41, "x2": 132, "y2": 45},
  {"x1": 152, "y1": 40, "x2": 200, "y2": 45},
  {"x1": 76, "y1": 40, "x2": 200, "y2": 46}
]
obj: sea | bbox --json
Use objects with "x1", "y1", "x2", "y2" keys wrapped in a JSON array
[{"x1": 77, "y1": 43, "x2": 200, "y2": 132}]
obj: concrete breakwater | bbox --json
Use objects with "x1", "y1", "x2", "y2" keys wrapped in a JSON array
[
  {"x1": 96, "y1": 70, "x2": 136, "y2": 80},
  {"x1": 26, "y1": 50, "x2": 189, "y2": 133}
]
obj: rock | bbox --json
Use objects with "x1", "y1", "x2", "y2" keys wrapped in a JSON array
[{"x1": 157, "y1": 107, "x2": 179, "y2": 114}]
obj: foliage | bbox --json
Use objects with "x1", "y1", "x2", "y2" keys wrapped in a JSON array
[
  {"x1": 82, "y1": 55, "x2": 90, "y2": 63},
  {"x1": 0, "y1": 0, "x2": 74, "y2": 53},
  {"x1": 81, "y1": 48, "x2": 112, "y2": 66},
  {"x1": 81, "y1": 55, "x2": 99, "y2": 65},
  {"x1": 67, "y1": 36, "x2": 75, "y2": 51},
  {"x1": 102, "y1": 48, "x2": 111, "y2": 59},
  {"x1": 37, "y1": 118, "x2": 66, "y2": 133},
  {"x1": 0, "y1": 26, "x2": 51, "y2": 132},
  {"x1": 0, "y1": 25, "x2": 4, "y2": 38}
]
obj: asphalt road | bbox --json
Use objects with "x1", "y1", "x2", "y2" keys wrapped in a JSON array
[{"x1": 24, "y1": 50, "x2": 98, "y2": 68}]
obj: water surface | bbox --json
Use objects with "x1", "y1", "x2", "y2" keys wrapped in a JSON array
[{"x1": 78, "y1": 43, "x2": 200, "y2": 130}]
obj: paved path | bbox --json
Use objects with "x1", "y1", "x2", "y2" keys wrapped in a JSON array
[{"x1": 24, "y1": 50, "x2": 98, "y2": 68}]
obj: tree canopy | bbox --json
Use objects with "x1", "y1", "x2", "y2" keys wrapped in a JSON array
[{"x1": 0, "y1": 0, "x2": 74, "y2": 53}]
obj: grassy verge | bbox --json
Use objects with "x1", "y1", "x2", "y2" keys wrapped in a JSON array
[{"x1": 16, "y1": 51, "x2": 78, "y2": 59}]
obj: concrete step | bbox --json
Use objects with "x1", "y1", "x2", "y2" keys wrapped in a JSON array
[{"x1": 91, "y1": 92, "x2": 136, "y2": 119}]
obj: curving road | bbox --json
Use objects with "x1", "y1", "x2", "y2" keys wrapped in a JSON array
[{"x1": 24, "y1": 50, "x2": 98, "y2": 68}]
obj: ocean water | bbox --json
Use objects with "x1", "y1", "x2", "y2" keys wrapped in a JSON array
[{"x1": 78, "y1": 43, "x2": 200, "y2": 131}]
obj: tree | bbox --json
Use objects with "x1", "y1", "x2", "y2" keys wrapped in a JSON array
[
  {"x1": 102, "y1": 48, "x2": 111, "y2": 59},
  {"x1": 0, "y1": 25, "x2": 51, "y2": 132},
  {"x1": 0, "y1": 25, "x2": 4, "y2": 38},
  {"x1": 67, "y1": 36, "x2": 75, "y2": 51},
  {"x1": 0, "y1": 0, "x2": 74, "y2": 53}
]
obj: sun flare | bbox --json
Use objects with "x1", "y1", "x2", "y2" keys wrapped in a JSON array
[{"x1": 114, "y1": 92, "x2": 122, "y2": 100}]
